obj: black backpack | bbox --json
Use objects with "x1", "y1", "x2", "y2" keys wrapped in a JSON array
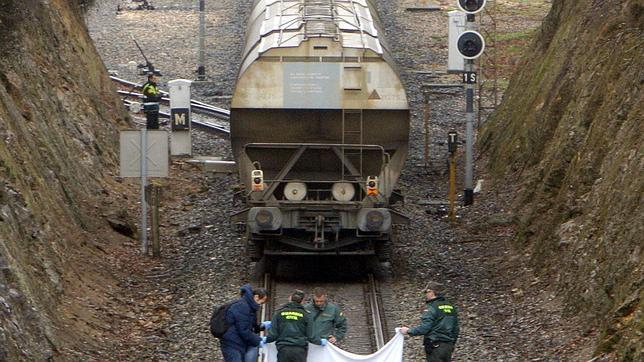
[{"x1": 209, "y1": 300, "x2": 236, "y2": 338}]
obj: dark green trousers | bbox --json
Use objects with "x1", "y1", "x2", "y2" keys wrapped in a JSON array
[
  {"x1": 424, "y1": 341, "x2": 455, "y2": 362},
  {"x1": 276, "y1": 345, "x2": 307, "y2": 362}
]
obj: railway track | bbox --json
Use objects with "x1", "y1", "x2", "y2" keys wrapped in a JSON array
[
  {"x1": 260, "y1": 273, "x2": 389, "y2": 356},
  {"x1": 110, "y1": 76, "x2": 231, "y2": 120},
  {"x1": 114, "y1": 77, "x2": 231, "y2": 136}
]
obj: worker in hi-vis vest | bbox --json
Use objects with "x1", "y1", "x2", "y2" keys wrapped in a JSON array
[{"x1": 142, "y1": 73, "x2": 160, "y2": 129}]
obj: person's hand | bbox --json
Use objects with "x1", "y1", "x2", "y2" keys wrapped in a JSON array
[
  {"x1": 328, "y1": 335, "x2": 337, "y2": 344},
  {"x1": 400, "y1": 327, "x2": 409, "y2": 335},
  {"x1": 259, "y1": 336, "x2": 267, "y2": 348},
  {"x1": 261, "y1": 321, "x2": 272, "y2": 330},
  {"x1": 320, "y1": 338, "x2": 328, "y2": 346}
]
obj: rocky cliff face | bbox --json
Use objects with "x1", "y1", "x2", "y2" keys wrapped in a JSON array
[
  {"x1": 0, "y1": 0, "x2": 129, "y2": 359},
  {"x1": 480, "y1": 0, "x2": 642, "y2": 358}
]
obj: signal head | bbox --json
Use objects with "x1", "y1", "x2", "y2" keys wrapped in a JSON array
[
  {"x1": 251, "y1": 170, "x2": 264, "y2": 192},
  {"x1": 457, "y1": 0, "x2": 486, "y2": 14},
  {"x1": 366, "y1": 176, "x2": 379, "y2": 196},
  {"x1": 457, "y1": 30, "x2": 486, "y2": 59}
]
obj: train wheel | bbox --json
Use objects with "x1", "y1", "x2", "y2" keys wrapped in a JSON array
[
  {"x1": 249, "y1": 256, "x2": 274, "y2": 281},
  {"x1": 375, "y1": 240, "x2": 392, "y2": 262},
  {"x1": 367, "y1": 255, "x2": 392, "y2": 280},
  {"x1": 245, "y1": 238, "x2": 263, "y2": 262}
]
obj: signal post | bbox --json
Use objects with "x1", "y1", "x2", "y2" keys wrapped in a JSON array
[
  {"x1": 455, "y1": 0, "x2": 486, "y2": 205},
  {"x1": 448, "y1": 131, "x2": 458, "y2": 222}
]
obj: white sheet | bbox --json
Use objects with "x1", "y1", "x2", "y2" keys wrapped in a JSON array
[{"x1": 262, "y1": 330, "x2": 404, "y2": 362}]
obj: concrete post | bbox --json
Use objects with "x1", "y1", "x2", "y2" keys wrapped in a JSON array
[{"x1": 169, "y1": 79, "x2": 193, "y2": 156}]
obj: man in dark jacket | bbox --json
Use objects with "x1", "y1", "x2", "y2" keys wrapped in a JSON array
[
  {"x1": 304, "y1": 288, "x2": 347, "y2": 344},
  {"x1": 400, "y1": 282, "x2": 459, "y2": 362},
  {"x1": 221, "y1": 284, "x2": 270, "y2": 362},
  {"x1": 266, "y1": 290, "x2": 327, "y2": 362}
]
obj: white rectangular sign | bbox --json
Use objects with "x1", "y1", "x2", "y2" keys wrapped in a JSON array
[
  {"x1": 119, "y1": 130, "x2": 169, "y2": 177},
  {"x1": 448, "y1": 10, "x2": 466, "y2": 73},
  {"x1": 169, "y1": 79, "x2": 193, "y2": 156}
]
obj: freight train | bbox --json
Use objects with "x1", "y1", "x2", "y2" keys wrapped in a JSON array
[{"x1": 230, "y1": 0, "x2": 409, "y2": 265}]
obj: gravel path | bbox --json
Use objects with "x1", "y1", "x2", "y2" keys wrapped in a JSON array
[{"x1": 86, "y1": 1, "x2": 586, "y2": 361}]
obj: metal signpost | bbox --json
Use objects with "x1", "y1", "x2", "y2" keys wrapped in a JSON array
[
  {"x1": 197, "y1": 0, "x2": 206, "y2": 80},
  {"x1": 140, "y1": 129, "x2": 148, "y2": 252},
  {"x1": 455, "y1": 0, "x2": 486, "y2": 205},
  {"x1": 448, "y1": 131, "x2": 458, "y2": 222},
  {"x1": 120, "y1": 130, "x2": 169, "y2": 254}
]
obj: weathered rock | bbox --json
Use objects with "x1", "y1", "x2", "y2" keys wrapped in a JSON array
[
  {"x1": 1, "y1": 0, "x2": 128, "y2": 359},
  {"x1": 106, "y1": 215, "x2": 137, "y2": 238},
  {"x1": 479, "y1": 0, "x2": 643, "y2": 358}
]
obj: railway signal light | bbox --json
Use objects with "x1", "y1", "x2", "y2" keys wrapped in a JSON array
[
  {"x1": 457, "y1": 0, "x2": 486, "y2": 14},
  {"x1": 457, "y1": 30, "x2": 486, "y2": 59},
  {"x1": 448, "y1": 131, "x2": 458, "y2": 154},
  {"x1": 251, "y1": 170, "x2": 264, "y2": 192},
  {"x1": 366, "y1": 176, "x2": 379, "y2": 196}
]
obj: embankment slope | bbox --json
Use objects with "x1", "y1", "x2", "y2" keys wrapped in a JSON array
[
  {"x1": 480, "y1": 0, "x2": 642, "y2": 359},
  {"x1": 0, "y1": 0, "x2": 129, "y2": 359}
]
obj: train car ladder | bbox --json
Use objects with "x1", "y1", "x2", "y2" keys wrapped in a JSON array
[{"x1": 341, "y1": 109, "x2": 364, "y2": 181}]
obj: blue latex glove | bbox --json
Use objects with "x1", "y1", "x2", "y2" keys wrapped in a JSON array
[
  {"x1": 261, "y1": 321, "x2": 272, "y2": 330},
  {"x1": 320, "y1": 338, "x2": 328, "y2": 346},
  {"x1": 259, "y1": 336, "x2": 267, "y2": 348}
]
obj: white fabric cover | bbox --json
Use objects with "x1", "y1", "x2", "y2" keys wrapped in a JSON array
[{"x1": 262, "y1": 330, "x2": 404, "y2": 362}]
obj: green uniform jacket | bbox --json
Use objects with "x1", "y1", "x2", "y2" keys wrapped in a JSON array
[
  {"x1": 142, "y1": 81, "x2": 159, "y2": 102},
  {"x1": 304, "y1": 302, "x2": 347, "y2": 341},
  {"x1": 266, "y1": 302, "x2": 322, "y2": 347},
  {"x1": 408, "y1": 295, "x2": 459, "y2": 344}
]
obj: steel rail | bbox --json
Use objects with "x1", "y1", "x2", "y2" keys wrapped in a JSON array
[
  {"x1": 261, "y1": 272, "x2": 272, "y2": 331},
  {"x1": 367, "y1": 273, "x2": 386, "y2": 350},
  {"x1": 117, "y1": 90, "x2": 230, "y2": 119},
  {"x1": 257, "y1": 273, "x2": 274, "y2": 362},
  {"x1": 111, "y1": 76, "x2": 231, "y2": 120},
  {"x1": 121, "y1": 99, "x2": 230, "y2": 136},
  {"x1": 261, "y1": 273, "x2": 388, "y2": 354}
]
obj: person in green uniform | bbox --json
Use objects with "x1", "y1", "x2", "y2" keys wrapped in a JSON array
[
  {"x1": 304, "y1": 288, "x2": 347, "y2": 344},
  {"x1": 142, "y1": 73, "x2": 160, "y2": 101},
  {"x1": 400, "y1": 282, "x2": 459, "y2": 362},
  {"x1": 265, "y1": 290, "x2": 327, "y2": 362},
  {"x1": 141, "y1": 73, "x2": 161, "y2": 129}
]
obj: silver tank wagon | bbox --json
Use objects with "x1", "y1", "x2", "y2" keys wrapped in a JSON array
[{"x1": 230, "y1": 0, "x2": 410, "y2": 263}]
